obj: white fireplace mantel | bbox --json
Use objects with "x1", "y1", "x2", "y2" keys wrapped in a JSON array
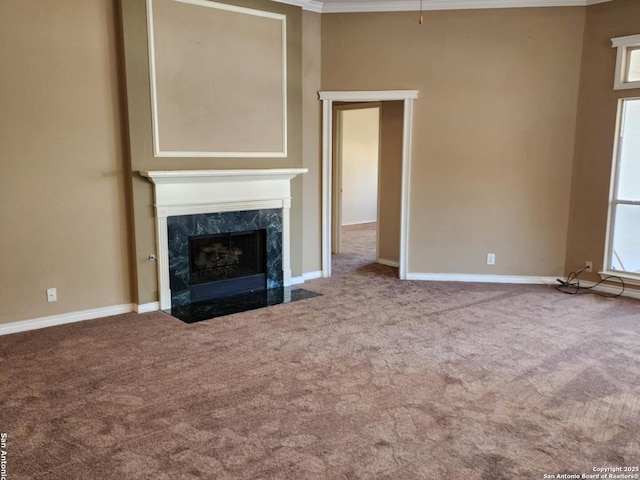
[
  {"x1": 141, "y1": 168, "x2": 307, "y2": 184},
  {"x1": 140, "y1": 168, "x2": 307, "y2": 310}
]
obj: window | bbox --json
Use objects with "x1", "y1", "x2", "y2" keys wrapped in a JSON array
[
  {"x1": 612, "y1": 34, "x2": 640, "y2": 90},
  {"x1": 628, "y1": 48, "x2": 640, "y2": 82},
  {"x1": 606, "y1": 98, "x2": 640, "y2": 278}
]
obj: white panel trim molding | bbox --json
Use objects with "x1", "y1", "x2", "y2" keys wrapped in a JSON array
[
  {"x1": 147, "y1": 0, "x2": 287, "y2": 157},
  {"x1": 141, "y1": 169, "x2": 307, "y2": 310},
  {"x1": 0, "y1": 304, "x2": 135, "y2": 336},
  {"x1": 406, "y1": 273, "x2": 557, "y2": 284},
  {"x1": 136, "y1": 302, "x2": 161, "y2": 313},
  {"x1": 271, "y1": 0, "x2": 610, "y2": 12},
  {"x1": 377, "y1": 258, "x2": 400, "y2": 268},
  {"x1": 319, "y1": 90, "x2": 418, "y2": 280}
]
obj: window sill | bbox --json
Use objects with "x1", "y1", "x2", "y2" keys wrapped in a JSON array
[{"x1": 599, "y1": 271, "x2": 640, "y2": 287}]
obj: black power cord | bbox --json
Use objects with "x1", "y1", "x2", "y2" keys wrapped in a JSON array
[{"x1": 556, "y1": 267, "x2": 626, "y2": 298}]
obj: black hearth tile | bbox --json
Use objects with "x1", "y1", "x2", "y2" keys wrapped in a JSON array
[{"x1": 165, "y1": 287, "x2": 321, "y2": 324}]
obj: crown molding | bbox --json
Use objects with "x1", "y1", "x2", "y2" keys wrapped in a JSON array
[
  {"x1": 275, "y1": 0, "x2": 324, "y2": 11},
  {"x1": 272, "y1": 0, "x2": 611, "y2": 13}
]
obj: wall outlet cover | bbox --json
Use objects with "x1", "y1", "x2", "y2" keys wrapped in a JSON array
[{"x1": 46, "y1": 288, "x2": 57, "y2": 302}]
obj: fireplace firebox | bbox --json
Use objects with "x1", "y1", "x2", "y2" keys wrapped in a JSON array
[{"x1": 188, "y1": 229, "x2": 267, "y2": 302}]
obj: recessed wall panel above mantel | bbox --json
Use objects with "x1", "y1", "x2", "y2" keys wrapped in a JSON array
[{"x1": 147, "y1": 0, "x2": 287, "y2": 157}]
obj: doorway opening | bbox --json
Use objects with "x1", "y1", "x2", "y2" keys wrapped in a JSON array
[
  {"x1": 332, "y1": 104, "x2": 380, "y2": 270},
  {"x1": 319, "y1": 90, "x2": 419, "y2": 279}
]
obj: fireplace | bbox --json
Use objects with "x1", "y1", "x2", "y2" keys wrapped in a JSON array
[
  {"x1": 140, "y1": 168, "x2": 307, "y2": 310},
  {"x1": 188, "y1": 229, "x2": 267, "y2": 301},
  {"x1": 167, "y1": 209, "x2": 283, "y2": 307}
]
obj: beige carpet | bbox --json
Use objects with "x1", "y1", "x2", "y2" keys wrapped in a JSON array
[{"x1": 2, "y1": 222, "x2": 640, "y2": 479}]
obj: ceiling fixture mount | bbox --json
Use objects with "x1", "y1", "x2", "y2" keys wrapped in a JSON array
[{"x1": 419, "y1": 0, "x2": 423, "y2": 24}]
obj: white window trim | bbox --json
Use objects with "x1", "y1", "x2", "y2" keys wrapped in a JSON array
[
  {"x1": 602, "y1": 97, "x2": 640, "y2": 284},
  {"x1": 611, "y1": 34, "x2": 640, "y2": 91}
]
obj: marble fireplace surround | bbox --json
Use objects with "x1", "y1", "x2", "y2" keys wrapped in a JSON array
[{"x1": 141, "y1": 169, "x2": 307, "y2": 310}]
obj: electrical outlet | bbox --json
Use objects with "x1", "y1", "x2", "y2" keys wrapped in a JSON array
[
  {"x1": 487, "y1": 253, "x2": 496, "y2": 265},
  {"x1": 585, "y1": 261, "x2": 593, "y2": 272},
  {"x1": 46, "y1": 288, "x2": 57, "y2": 303}
]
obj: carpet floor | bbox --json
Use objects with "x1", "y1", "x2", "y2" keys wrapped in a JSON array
[{"x1": 1, "y1": 223, "x2": 640, "y2": 479}]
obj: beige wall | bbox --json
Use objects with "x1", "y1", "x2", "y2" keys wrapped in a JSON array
[
  {"x1": 302, "y1": 10, "x2": 322, "y2": 274},
  {"x1": 377, "y1": 101, "x2": 403, "y2": 263},
  {"x1": 121, "y1": 0, "x2": 305, "y2": 304},
  {"x1": 0, "y1": 0, "x2": 133, "y2": 324},
  {"x1": 323, "y1": 8, "x2": 585, "y2": 276},
  {"x1": 566, "y1": 0, "x2": 640, "y2": 287},
  {"x1": 341, "y1": 107, "x2": 380, "y2": 226},
  {"x1": 150, "y1": 0, "x2": 286, "y2": 154},
  {"x1": 6, "y1": 0, "x2": 638, "y2": 327}
]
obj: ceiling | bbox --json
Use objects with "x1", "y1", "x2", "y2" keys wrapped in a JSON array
[{"x1": 274, "y1": 0, "x2": 610, "y2": 13}]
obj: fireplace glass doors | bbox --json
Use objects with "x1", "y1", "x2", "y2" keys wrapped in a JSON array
[{"x1": 188, "y1": 229, "x2": 267, "y2": 302}]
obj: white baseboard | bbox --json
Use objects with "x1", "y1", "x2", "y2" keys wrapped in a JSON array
[
  {"x1": 291, "y1": 270, "x2": 323, "y2": 285},
  {"x1": 406, "y1": 273, "x2": 557, "y2": 284},
  {"x1": 0, "y1": 303, "x2": 136, "y2": 336},
  {"x1": 377, "y1": 258, "x2": 399, "y2": 268},
  {"x1": 579, "y1": 281, "x2": 640, "y2": 300},
  {"x1": 136, "y1": 302, "x2": 160, "y2": 313},
  {"x1": 342, "y1": 220, "x2": 376, "y2": 226},
  {"x1": 303, "y1": 270, "x2": 323, "y2": 281}
]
